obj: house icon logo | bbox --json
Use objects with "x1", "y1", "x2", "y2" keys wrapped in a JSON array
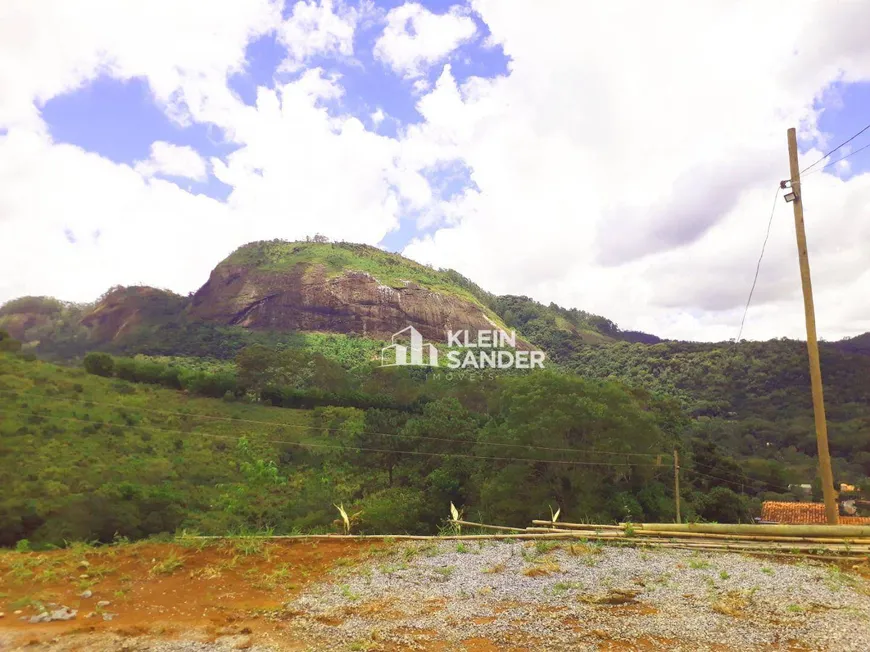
[{"x1": 380, "y1": 325, "x2": 439, "y2": 367}]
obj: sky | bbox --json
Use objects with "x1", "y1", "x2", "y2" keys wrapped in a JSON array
[{"x1": 1, "y1": 0, "x2": 870, "y2": 343}]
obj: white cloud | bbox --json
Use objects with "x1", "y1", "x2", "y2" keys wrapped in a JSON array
[
  {"x1": 402, "y1": 0, "x2": 870, "y2": 341},
  {"x1": 0, "y1": 0, "x2": 427, "y2": 304},
  {"x1": 373, "y1": 3, "x2": 477, "y2": 78},
  {"x1": 0, "y1": 0, "x2": 282, "y2": 131},
  {"x1": 134, "y1": 142, "x2": 208, "y2": 181},
  {"x1": 3, "y1": 0, "x2": 870, "y2": 345},
  {"x1": 277, "y1": 0, "x2": 362, "y2": 72}
]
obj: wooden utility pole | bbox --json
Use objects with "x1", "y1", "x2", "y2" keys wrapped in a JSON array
[
  {"x1": 785, "y1": 127, "x2": 839, "y2": 525},
  {"x1": 673, "y1": 448, "x2": 681, "y2": 524}
]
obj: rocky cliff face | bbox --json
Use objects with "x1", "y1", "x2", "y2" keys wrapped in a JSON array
[
  {"x1": 79, "y1": 286, "x2": 182, "y2": 343},
  {"x1": 188, "y1": 261, "x2": 505, "y2": 344}
]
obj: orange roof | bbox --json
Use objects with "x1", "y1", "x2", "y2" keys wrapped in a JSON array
[{"x1": 761, "y1": 501, "x2": 870, "y2": 525}]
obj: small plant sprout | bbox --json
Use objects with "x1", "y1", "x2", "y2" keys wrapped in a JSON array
[
  {"x1": 450, "y1": 502, "x2": 463, "y2": 535},
  {"x1": 550, "y1": 504, "x2": 561, "y2": 524},
  {"x1": 336, "y1": 503, "x2": 350, "y2": 534},
  {"x1": 334, "y1": 503, "x2": 362, "y2": 535}
]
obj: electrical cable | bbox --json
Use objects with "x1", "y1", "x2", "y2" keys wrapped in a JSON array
[
  {"x1": 0, "y1": 387, "x2": 668, "y2": 459},
  {"x1": 800, "y1": 121, "x2": 870, "y2": 174},
  {"x1": 0, "y1": 408, "x2": 668, "y2": 469},
  {"x1": 735, "y1": 186, "x2": 780, "y2": 343}
]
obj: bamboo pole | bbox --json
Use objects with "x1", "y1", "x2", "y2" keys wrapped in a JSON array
[
  {"x1": 634, "y1": 523, "x2": 870, "y2": 538},
  {"x1": 631, "y1": 530, "x2": 870, "y2": 544},
  {"x1": 454, "y1": 520, "x2": 527, "y2": 533},
  {"x1": 525, "y1": 527, "x2": 620, "y2": 536},
  {"x1": 183, "y1": 532, "x2": 587, "y2": 542},
  {"x1": 530, "y1": 520, "x2": 624, "y2": 531}
]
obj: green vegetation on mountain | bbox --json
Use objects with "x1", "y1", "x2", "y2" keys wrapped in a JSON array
[{"x1": 223, "y1": 239, "x2": 496, "y2": 308}]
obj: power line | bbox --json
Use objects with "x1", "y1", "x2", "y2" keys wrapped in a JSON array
[
  {"x1": 800, "y1": 121, "x2": 870, "y2": 174},
  {"x1": 735, "y1": 186, "x2": 780, "y2": 343},
  {"x1": 0, "y1": 387, "x2": 669, "y2": 459},
  {"x1": 0, "y1": 408, "x2": 668, "y2": 469},
  {"x1": 804, "y1": 140, "x2": 870, "y2": 178},
  {"x1": 685, "y1": 467, "x2": 790, "y2": 494}
]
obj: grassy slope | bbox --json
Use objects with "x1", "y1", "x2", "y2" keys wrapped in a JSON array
[
  {"x1": 224, "y1": 240, "x2": 497, "y2": 310},
  {"x1": 0, "y1": 353, "x2": 330, "y2": 545}
]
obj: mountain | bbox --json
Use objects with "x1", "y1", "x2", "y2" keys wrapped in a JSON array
[
  {"x1": 0, "y1": 239, "x2": 635, "y2": 359},
  {"x1": 187, "y1": 240, "x2": 506, "y2": 342}
]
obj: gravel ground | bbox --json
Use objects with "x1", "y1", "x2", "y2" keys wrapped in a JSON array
[{"x1": 285, "y1": 539, "x2": 870, "y2": 651}]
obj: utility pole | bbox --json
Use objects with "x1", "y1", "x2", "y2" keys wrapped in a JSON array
[
  {"x1": 673, "y1": 448, "x2": 681, "y2": 524},
  {"x1": 784, "y1": 127, "x2": 839, "y2": 525}
]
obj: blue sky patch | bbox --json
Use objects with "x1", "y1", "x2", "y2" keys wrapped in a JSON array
[{"x1": 810, "y1": 80, "x2": 870, "y2": 179}]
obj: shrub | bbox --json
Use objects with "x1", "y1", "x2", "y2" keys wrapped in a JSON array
[{"x1": 83, "y1": 352, "x2": 115, "y2": 377}]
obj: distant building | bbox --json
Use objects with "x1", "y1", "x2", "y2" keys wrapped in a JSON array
[
  {"x1": 760, "y1": 501, "x2": 870, "y2": 525},
  {"x1": 788, "y1": 484, "x2": 812, "y2": 495}
]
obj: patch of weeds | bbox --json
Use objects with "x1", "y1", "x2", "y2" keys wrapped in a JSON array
[
  {"x1": 712, "y1": 590, "x2": 753, "y2": 617},
  {"x1": 719, "y1": 570, "x2": 731, "y2": 580},
  {"x1": 9, "y1": 596, "x2": 37, "y2": 610},
  {"x1": 522, "y1": 558, "x2": 561, "y2": 577},
  {"x1": 824, "y1": 565, "x2": 859, "y2": 593},
  {"x1": 551, "y1": 581, "x2": 583, "y2": 594},
  {"x1": 192, "y1": 565, "x2": 223, "y2": 580},
  {"x1": 339, "y1": 584, "x2": 360, "y2": 601},
  {"x1": 456, "y1": 542, "x2": 469, "y2": 554},
  {"x1": 761, "y1": 567, "x2": 773, "y2": 575},
  {"x1": 653, "y1": 572, "x2": 672, "y2": 587},
  {"x1": 482, "y1": 562, "x2": 506, "y2": 574},
  {"x1": 378, "y1": 561, "x2": 409, "y2": 575},
  {"x1": 233, "y1": 537, "x2": 267, "y2": 557},
  {"x1": 688, "y1": 556, "x2": 711, "y2": 570},
  {"x1": 433, "y1": 566, "x2": 455, "y2": 579},
  {"x1": 417, "y1": 543, "x2": 439, "y2": 557},
  {"x1": 535, "y1": 541, "x2": 558, "y2": 555},
  {"x1": 150, "y1": 553, "x2": 184, "y2": 576},
  {"x1": 37, "y1": 567, "x2": 62, "y2": 583},
  {"x1": 786, "y1": 604, "x2": 804, "y2": 613}
]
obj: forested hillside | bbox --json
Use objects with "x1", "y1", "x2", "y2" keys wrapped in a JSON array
[
  {"x1": 1, "y1": 239, "x2": 869, "y2": 548},
  {"x1": 1, "y1": 339, "x2": 787, "y2": 548}
]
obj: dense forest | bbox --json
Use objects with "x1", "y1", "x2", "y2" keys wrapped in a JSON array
[{"x1": 1, "y1": 330, "x2": 798, "y2": 548}]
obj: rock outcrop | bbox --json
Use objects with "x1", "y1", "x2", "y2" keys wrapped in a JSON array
[{"x1": 188, "y1": 262, "x2": 505, "y2": 344}]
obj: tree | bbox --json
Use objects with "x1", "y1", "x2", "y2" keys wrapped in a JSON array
[
  {"x1": 0, "y1": 329, "x2": 22, "y2": 352},
  {"x1": 696, "y1": 486, "x2": 750, "y2": 523},
  {"x1": 83, "y1": 351, "x2": 115, "y2": 377}
]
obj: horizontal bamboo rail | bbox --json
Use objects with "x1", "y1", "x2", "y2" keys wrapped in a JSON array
[
  {"x1": 525, "y1": 527, "x2": 619, "y2": 536},
  {"x1": 632, "y1": 523, "x2": 870, "y2": 538},
  {"x1": 454, "y1": 520, "x2": 527, "y2": 533},
  {"x1": 531, "y1": 520, "x2": 624, "y2": 531},
  {"x1": 185, "y1": 532, "x2": 587, "y2": 542},
  {"x1": 631, "y1": 529, "x2": 870, "y2": 544}
]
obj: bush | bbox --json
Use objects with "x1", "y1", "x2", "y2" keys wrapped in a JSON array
[
  {"x1": 355, "y1": 487, "x2": 431, "y2": 534},
  {"x1": 83, "y1": 352, "x2": 115, "y2": 377}
]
